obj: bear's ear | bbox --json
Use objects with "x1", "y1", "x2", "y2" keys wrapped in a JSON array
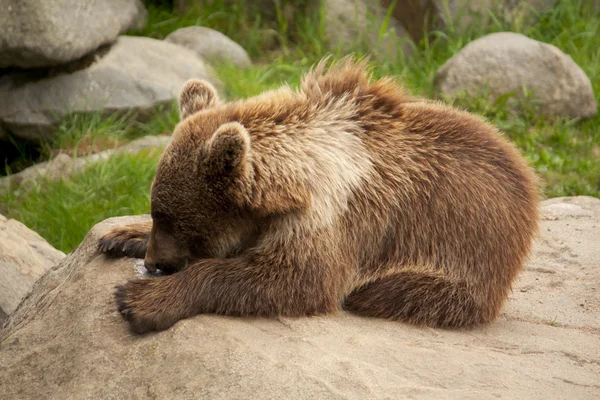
[
  {"x1": 179, "y1": 79, "x2": 220, "y2": 119},
  {"x1": 206, "y1": 122, "x2": 250, "y2": 175}
]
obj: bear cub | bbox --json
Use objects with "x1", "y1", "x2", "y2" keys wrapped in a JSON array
[{"x1": 99, "y1": 58, "x2": 539, "y2": 334}]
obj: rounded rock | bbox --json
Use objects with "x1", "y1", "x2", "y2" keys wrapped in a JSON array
[
  {"x1": 165, "y1": 26, "x2": 252, "y2": 69},
  {"x1": 434, "y1": 32, "x2": 597, "y2": 119}
]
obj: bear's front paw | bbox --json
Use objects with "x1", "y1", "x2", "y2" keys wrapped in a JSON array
[
  {"x1": 114, "y1": 277, "x2": 184, "y2": 334},
  {"x1": 99, "y1": 223, "x2": 151, "y2": 259}
]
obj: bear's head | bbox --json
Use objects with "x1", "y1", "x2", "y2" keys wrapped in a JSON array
[{"x1": 144, "y1": 80, "x2": 256, "y2": 273}]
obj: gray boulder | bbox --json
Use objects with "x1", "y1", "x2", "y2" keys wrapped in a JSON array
[
  {"x1": 165, "y1": 27, "x2": 252, "y2": 68},
  {"x1": 0, "y1": 36, "x2": 221, "y2": 142},
  {"x1": 434, "y1": 32, "x2": 597, "y2": 119},
  {"x1": 1, "y1": 197, "x2": 599, "y2": 399},
  {"x1": 0, "y1": 214, "x2": 65, "y2": 323},
  {"x1": 0, "y1": 0, "x2": 147, "y2": 68}
]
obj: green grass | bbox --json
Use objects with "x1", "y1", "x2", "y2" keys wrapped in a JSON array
[
  {"x1": 130, "y1": 1, "x2": 283, "y2": 58},
  {"x1": 42, "y1": 103, "x2": 180, "y2": 159},
  {"x1": 1, "y1": 102, "x2": 180, "y2": 178},
  {"x1": 209, "y1": 0, "x2": 600, "y2": 198},
  {"x1": 1, "y1": 0, "x2": 598, "y2": 253},
  {"x1": 1, "y1": 150, "x2": 161, "y2": 252}
]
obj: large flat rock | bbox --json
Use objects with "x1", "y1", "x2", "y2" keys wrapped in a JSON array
[
  {"x1": 0, "y1": 36, "x2": 220, "y2": 142},
  {"x1": 1, "y1": 197, "x2": 598, "y2": 399}
]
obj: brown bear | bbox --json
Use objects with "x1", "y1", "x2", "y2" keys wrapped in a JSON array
[{"x1": 99, "y1": 57, "x2": 540, "y2": 334}]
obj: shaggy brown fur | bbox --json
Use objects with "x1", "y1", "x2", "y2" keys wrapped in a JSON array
[{"x1": 99, "y1": 57, "x2": 539, "y2": 334}]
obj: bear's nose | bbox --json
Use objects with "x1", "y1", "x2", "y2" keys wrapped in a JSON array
[{"x1": 144, "y1": 261, "x2": 157, "y2": 273}]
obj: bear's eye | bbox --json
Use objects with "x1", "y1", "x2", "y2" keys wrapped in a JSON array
[
  {"x1": 151, "y1": 210, "x2": 169, "y2": 221},
  {"x1": 152, "y1": 211, "x2": 176, "y2": 233}
]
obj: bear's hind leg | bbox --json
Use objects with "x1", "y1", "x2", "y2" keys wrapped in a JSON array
[
  {"x1": 98, "y1": 222, "x2": 152, "y2": 259},
  {"x1": 343, "y1": 270, "x2": 496, "y2": 329}
]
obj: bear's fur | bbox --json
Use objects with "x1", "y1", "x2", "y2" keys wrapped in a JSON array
[{"x1": 99, "y1": 58, "x2": 540, "y2": 334}]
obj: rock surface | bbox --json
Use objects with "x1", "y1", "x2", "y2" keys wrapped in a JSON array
[
  {"x1": 0, "y1": 214, "x2": 65, "y2": 323},
  {"x1": 435, "y1": 32, "x2": 597, "y2": 119},
  {"x1": 0, "y1": 135, "x2": 171, "y2": 190},
  {"x1": 0, "y1": 0, "x2": 146, "y2": 68},
  {"x1": 1, "y1": 197, "x2": 599, "y2": 399},
  {"x1": 0, "y1": 36, "x2": 220, "y2": 142},
  {"x1": 165, "y1": 27, "x2": 252, "y2": 68}
]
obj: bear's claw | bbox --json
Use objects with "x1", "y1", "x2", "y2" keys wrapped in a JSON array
[
  {"x1": 114, "y1": 278, "x2": 182, "y2": 334},
  {"x1": 98, "y1": 224, "x2": 151, "y2": 259}
]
